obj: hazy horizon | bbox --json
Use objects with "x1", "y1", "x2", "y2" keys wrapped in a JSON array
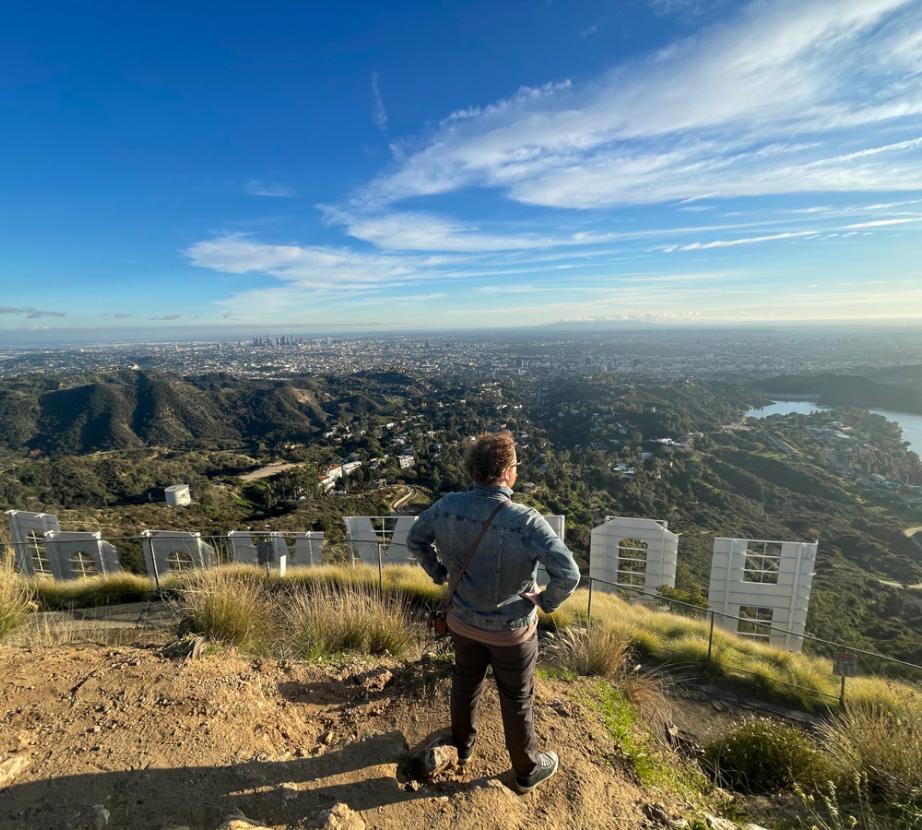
[{"x1": 5, "y1": 318, "x2": 922, "y2": 349}]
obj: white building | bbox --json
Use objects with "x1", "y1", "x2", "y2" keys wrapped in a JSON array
[
  {"x1": 5, "y1": 510, "x2": 61, "y2": 577},
  {"x1": 44, "y1": 531, "x2": 120, "y2": 580},
  {"x1": 589, "y1": 517, "x2": 678, "y2": 594},
  {"x1": 708, "y1": 537, "x2": 818, "y2": 652},
  {"x1": 344, "y1": 515, "x2": 419, "y2": 565},
  {"x1": 164, "y1": 484, "x2": 191, "y2": 508},
  {"x1": 141, "y1": 530, "x2": 215, "y2": 581}
]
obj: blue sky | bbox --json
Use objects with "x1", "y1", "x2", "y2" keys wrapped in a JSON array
[{"x1": 2, "y1": 0, "x2": 922, "y2": 338}]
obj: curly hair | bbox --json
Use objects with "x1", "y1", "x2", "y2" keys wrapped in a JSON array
[{"x1": 464, "y1": 430, "x2": 516, "y2": 485}]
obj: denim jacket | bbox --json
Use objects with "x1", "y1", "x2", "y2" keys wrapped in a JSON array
[{"x1": 406, "y1": 484, "x2": 581, "y2": 632}]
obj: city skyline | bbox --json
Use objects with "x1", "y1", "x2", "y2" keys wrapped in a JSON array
[{"x1": 2, "y1": 0, "x2": 922, "y2": 335}]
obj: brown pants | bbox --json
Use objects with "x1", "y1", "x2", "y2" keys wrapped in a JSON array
[{"x1": 450, "y1": 629, "x2": 540, "y2": 778}]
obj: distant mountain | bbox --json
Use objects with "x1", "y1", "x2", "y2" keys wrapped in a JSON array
[
  {"x1": 759, "y1": 372, "x2": 922, "y2": 415},
  {"x1": 0, "y1": 371, "x2": 339, "y2": 455}
]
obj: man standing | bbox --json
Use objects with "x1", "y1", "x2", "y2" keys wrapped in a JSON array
[{"x1": 407, "y1": 431, "x2": 580, "y2": 794}]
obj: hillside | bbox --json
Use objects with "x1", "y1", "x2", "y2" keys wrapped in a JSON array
[
  {"x1": 0, "y1": 371, "x2": 341, "y2": 456},
  {"x1": 0, "y1": 645, "x2": 683, "y2": 830},
  {"x1": 2, "y1": 368, "x2": 922, "y2": 662}
]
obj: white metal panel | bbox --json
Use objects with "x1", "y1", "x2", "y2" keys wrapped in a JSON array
[
  {"x1": 227, "y1": 531, "x2": 288, "y2": 575},
  {"x1": 708, "y1": 537, "x2": 818, "y2": 652},
  {"x1": 43, "y1": 530, "x2": 121, "y2": 580},
  {"x1": 589, "y1": 516, "x2": 678, "y2": 594},
  {"x1": 141, "y1": 530, "x2": 215, "y2": 580},
  {"x1": 289, "y1": 532, "x2": 325, "y2": 566},
  {"x1": 344, "y1": 517, "x2": 380, "y2": 565},
  {"x1": 385, "y1": 516, "x2": 419, "y2": 564},
  {"x1": 5, "y1": 510, "x2": 61, "y2": 577}
]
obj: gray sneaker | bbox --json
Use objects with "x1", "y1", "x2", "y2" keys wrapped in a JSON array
[{"x1": 513, "y1": 751, "x2": 559, "y2": 794}]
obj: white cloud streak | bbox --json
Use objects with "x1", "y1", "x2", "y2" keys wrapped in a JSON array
[
  {"x1": 371, "y1": 71, "x2": 388, "y2": 134},
  {"x1": 243, "y1": 179, "x2": 296, "y2": 198},
  {"x1": 357, "y1": 0, "x2": 922, "y2": 210}
]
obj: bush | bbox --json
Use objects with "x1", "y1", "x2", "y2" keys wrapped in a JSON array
[
  {"x1": 177, "y1": 570, "x2": 273, "y2": 651},
  {"x1": 286, "y1": 586, "x2": 416, "y2": 660},
  {"x1": 546, "y1": 623, "x2": 631, "y2": 678},
  {"x1": 704, "y1": 717, "x2": 833, "y2": 794},
  {"x1": 822, "y1": 700, "x2": 922, "y2": 804},
  {"x1": 0, "y1": 564, "x2": 32, "y2": 640}
]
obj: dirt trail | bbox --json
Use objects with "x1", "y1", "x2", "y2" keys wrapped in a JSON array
[
  {"x1": 0, "y1": 646, "x2": 664, "y2": 830},
  {"x1": 239, "y1": 463, "x2": 303, "y2": 482}
]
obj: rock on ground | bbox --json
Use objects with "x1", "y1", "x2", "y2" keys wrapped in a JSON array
[
  {"x1": 216, "y1": 813, "x2": 273, "y2": 830},
  {"x1": 316, "y1": 803, "x2": 366, "y2": 830},
  {"x1": 0, "y1": 755, "x2": 30, "y2": 788}
]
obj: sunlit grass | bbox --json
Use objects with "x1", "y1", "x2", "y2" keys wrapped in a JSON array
[
  {"x1": 822, "y1": 697, "x2": 922, "y2": 804},
  {"x1": 286, "y1": 585, "x2": 416, "y2": 660},
  {"x1": 545, "y1": 623, "x2": 632, "y2": 679},
  {"x1": 176, "y1": 569, "x2": 273, "y2": 651},
  {"x1": 0, "y1": 562, "x2": 32, "y2": 640},
  {"x1": 33, "y1": 572, "x2": 156, "y2": 610},
  {"x1": 16, "y1": 564, "x2": 922, "y2": 716}
]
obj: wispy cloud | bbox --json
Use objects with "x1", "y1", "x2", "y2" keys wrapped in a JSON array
[
  {"x1": 324, "y1": 207, "x2": 622, "y2": 252},
  {"x1": 371, "y1": 70, "x2": 388, "y2": 134},
  {"x1": 243, "y1": 179, "x2": 296, "y2": 198},
  {"x1": 358, "y1": 0, "x2": 922, "y2": 210},
  {"x1": 0, "y1": 305, "x2": 66, "y2": 318},
  {"x1": 579, "y1": 18, "x2": 604, "y2": 38}
]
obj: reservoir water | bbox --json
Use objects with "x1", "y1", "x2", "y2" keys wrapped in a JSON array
[{"x1": 746, "y1": 400, "x2": 922, "y2": 457}]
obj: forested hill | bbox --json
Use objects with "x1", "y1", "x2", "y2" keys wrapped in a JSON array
[
  {"x1": 0, "y1": 370, "x2": 380, "y2": 455},
  {"x1": 760, "y1": 369, "x2": 922, "y2": 415}
]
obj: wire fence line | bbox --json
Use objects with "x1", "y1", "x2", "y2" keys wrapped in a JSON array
[{"x1": 5, "y1": 533, "x2": 922, "y2": 701}]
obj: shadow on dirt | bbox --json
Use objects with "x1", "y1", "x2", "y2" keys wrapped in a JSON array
[{"x1": 0, "y1": 731, "x2": 439, "y2": 829}]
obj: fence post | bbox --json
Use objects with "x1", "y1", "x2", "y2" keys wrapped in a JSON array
[
  {"x1": 587, "y1": 577, "x2": 593, "y2": 620},
  {"x1": 707, "y1": 611, "x2": 715, "y2": 660},
  {"x1": 839, "y1": 674, "x2": 847, "y2": 708},
  {"x1": 377, "y1": 543, "x2": 384, "y2": 592}
]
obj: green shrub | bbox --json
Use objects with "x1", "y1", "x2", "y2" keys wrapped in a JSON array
[
  {"x1": 704, "y1": 717, "x2": 833, "y2": 794},
  {"x1": 286, "y1": 586, "x2": 416, "y2": 660}
]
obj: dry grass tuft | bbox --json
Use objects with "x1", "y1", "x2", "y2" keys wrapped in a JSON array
[
  {"x1": 821, "y1": 699, "x2": 922, "y2": 802},
  {"x1": 286, "y1": 586, "x2": 417, "y2": 660},
  {"x1": 619, "y1": 665, "x2": 672, "y2": 730},
  {"x1": 0, "y1": 559, "x2": 33, "y2": 640},
  {"x1": 545, "y1": 622, "x2": 632, "y2": 679},
  {"x1": 176, "y1": 569, "x2": 273, "y2": 651}
]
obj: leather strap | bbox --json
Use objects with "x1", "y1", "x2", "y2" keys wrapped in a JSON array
[{"x1": 440, "y1": 499, "x2": 507, "y2": 613}]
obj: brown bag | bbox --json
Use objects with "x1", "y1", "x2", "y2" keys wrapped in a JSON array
[{"x1": 427, "y1": 500, "x2": 506, "y2": 639}]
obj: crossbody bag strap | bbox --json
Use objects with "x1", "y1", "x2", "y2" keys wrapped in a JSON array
[{"x1": 439, "y1": 499, "x2": 507, "y2": 613}]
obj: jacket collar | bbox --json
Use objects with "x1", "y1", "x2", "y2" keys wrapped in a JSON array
[{"x1": 472, "y1": 483, "x2": 514, "y2": 498}]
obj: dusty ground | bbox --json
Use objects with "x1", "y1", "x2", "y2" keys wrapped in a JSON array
[{"x1": 0, "y1": 644, "x2": 690, "y2": 830}]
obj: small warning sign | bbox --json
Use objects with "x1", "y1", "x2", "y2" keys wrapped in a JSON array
[{"x1": 833, "y1": 652, "x2": 858, "y2": 677}]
